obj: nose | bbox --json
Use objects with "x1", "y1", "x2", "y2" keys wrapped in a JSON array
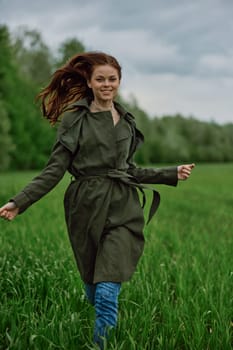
[{"x1": 103, "y1": 79, "x2": 110, "y2": 86}]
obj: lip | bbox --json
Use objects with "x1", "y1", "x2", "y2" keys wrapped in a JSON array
[{"x1": 101, "y1": 91, "x2": 112, "y2": 94}]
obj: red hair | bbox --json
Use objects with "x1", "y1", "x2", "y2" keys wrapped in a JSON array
[{"x1": 37, "y1": 51, "x2": 122, "y2": 124}]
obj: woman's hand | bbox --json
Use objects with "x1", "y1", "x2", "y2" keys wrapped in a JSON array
[
  {"x1": 0, "y1": 202, "x2": 19, "y2": 221},
  {"x1": 177, "y1": 163, "x2": 195, "y2": 180}
]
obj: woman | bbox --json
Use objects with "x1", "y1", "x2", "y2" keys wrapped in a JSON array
[{"x1": 0, "y1": 52, "x2": 194, "y2": 349}]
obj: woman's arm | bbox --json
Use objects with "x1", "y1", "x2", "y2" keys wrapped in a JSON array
[
  {"x1": 127, "y1": 163, "x2": 195, "y2": 185},
  {"x1": 127, "y1": 165, "x2": 178, "y2": 186},
  {"x1": 0, "y1": 141, "x2": 72, "y2": 219}
]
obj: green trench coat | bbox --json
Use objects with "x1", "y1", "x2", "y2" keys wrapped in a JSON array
[{"x1": 12, "y1": 98, "x2": 178, "y2": 284}]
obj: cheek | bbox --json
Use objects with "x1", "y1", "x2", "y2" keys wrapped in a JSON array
[
  {"x1": 88, "y1": 82, "x2": 99, "y2": 91},
  {"x1": 113, "y1": 81, "x2": 120, "y2": 89}
]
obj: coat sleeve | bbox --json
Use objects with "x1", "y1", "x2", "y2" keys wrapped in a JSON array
[
  {"x1": 11, "y1": 141, "x2": 72, "y2": 214},
  {"x1": 11, "y1": 109, "x2": 85, "y2": 214},
  {"x1": 127, "y1": 163, "x2": 178, "y2": 186}
]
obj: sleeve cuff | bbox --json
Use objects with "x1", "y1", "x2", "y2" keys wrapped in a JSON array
[
  {"x1": 162, "y1": 166, "x2": 178, "y2": 186},
  {"x1": 10, "y1": 191, "x2": 32, "y2": 214}
]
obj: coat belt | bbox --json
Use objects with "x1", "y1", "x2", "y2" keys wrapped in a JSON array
[{"x1": 74, "y1": 168, "x2": 160, "y2": 224}]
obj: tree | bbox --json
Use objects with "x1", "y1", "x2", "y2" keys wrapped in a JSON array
[
  {"x1": 0, "y1": 26, "x2": 15, "y2": 170},
  {"x1": 0, "y1": 25, "x2": 55, "y2": 169},
  {"x1": 12, "y1": 26, "x2": 53, "y2": 86},
  {"x1": 55, "y1": 37, "x2": 85, "y2": 67},
  {"x1": 0, "y1": 101, "x2": 14, "y2": 170}
]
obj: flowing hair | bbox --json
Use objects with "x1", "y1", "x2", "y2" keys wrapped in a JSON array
[{"x1": 37, "y1": 51, "x2": 122, "y2": 124}]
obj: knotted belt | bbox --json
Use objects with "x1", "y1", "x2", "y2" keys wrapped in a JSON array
[{"x1": 74, "y1": 168, "x2": 160, "y2": 224}]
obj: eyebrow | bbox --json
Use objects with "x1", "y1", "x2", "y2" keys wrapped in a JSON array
[{"x1": 95, "y1": 74, "x2": 118, "y2": 78}]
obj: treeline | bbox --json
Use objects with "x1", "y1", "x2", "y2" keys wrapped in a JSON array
[
  {"x1": 124, "y1": 100, "x2": 233, "y2": 164},
  {"x1": 0, "y1": 24, "x2": 233, "y2": 171}
]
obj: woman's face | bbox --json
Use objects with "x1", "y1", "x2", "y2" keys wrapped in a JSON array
[{"x1": 87, "y1": 64, "x2": 120, "y2": 103}]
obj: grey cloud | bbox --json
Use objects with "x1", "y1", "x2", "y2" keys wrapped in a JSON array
[
  {"x1": 2, "y1": 0, "x2": 233, "y2": 77},
  {"x1": 88, "y1": 0, "x2": 233, "y2": 77}
]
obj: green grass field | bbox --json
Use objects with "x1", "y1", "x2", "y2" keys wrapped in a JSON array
[{"x1": 0, "y1": 164, "x2": 232, "y2": 350}]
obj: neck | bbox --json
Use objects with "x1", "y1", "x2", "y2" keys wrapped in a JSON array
[{"x1": 91, "y1": 99, "x2": 114, "y2": 111}]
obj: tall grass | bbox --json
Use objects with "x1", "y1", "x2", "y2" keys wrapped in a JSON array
[{"x1": 0, "y1": 164, "x2": 232, "y2": 349}]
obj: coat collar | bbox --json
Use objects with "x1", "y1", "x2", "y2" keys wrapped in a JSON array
[{"x1": 69, "y1": 98, "x2": 130, "y2": 119}]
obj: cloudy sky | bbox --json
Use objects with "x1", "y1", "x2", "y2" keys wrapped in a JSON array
[{"x1": 1, "y1": 0, "x2": 233, "y2": 124}]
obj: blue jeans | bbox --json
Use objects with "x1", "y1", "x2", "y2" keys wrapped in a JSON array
[{"x1": 85, "y1": 282, "x2": 121, "y2": 349}]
